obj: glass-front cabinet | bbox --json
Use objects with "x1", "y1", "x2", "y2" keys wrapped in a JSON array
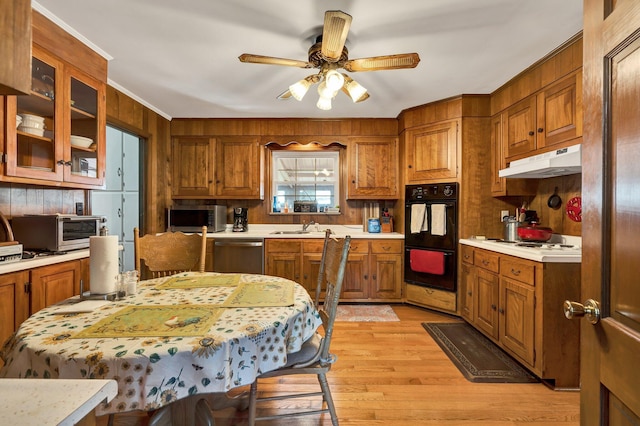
[{"x1": 4, "y1": 45, "x2": 105, "y2": 187}]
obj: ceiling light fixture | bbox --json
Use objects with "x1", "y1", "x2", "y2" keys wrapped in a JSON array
[{"x1": 286, "y1": 67, "x2": 367, "y2": 111}]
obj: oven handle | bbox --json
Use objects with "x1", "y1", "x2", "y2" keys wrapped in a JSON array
[{"x1": 60, "y1": 216, "x2": 105, "y2": 222}]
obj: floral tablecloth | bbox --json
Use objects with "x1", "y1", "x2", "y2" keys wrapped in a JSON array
[{"x1": 0, "y1": 272, "x2": 322, "y2": 416}]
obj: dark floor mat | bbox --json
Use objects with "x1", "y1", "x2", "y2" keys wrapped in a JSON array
[{"x1": 422, "y1": 322, "x2": 539, "y2": 383}]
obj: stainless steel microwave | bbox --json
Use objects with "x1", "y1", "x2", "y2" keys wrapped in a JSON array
[
  {"x1": 167, "y1": 205, "x2": 226, "y2": 233},
  {"x1": 11, "y1": 214, "x2": 105, "y2": 252}
]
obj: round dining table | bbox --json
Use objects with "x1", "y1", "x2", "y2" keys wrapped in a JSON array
[{"x1": 0, "y1": 272, "x2": 322, "y2": 420}]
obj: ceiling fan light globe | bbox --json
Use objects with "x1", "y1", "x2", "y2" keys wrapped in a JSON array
[
  {"x1": 316, "y1": 95, "x2": 332, "y2": 110},
  {"x1": 317, "y1": 81, "x2": 338, "y2": 99},
  {"x1": 346, "y1": 80, "x2": 368, "y2": 103},
  {"x1": 289, "y1": 79, "x2": 312, "y2": 101},
  {"x1": 325, "y1": 69, "x2": 345, "y2": 91}
]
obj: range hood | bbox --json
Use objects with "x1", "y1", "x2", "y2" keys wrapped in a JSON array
[{"x1": 499, "y1": 144, "x2": 581, "y2": 179}]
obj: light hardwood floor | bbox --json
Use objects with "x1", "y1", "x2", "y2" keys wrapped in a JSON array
[{"x1": 102, "y1": 305, "x2": 580, "y2": 425}]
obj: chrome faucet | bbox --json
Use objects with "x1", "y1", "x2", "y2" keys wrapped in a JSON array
[{"x1": 302, "y1": 220, "x2": 315, "y2": 231}]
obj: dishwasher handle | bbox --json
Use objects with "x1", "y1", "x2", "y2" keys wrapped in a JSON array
[{"x1": 214, "y1": 240, "x2": 263, "y2": 247}]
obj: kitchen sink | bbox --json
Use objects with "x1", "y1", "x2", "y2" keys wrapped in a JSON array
[{"x1": 270, "y1": 230, "x2": 311, "y2": 234}]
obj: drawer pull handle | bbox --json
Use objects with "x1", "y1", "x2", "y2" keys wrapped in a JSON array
[
  {"x1": 511, "y1": 268, "x2": 521, "y2": 276},
  {"x1": 482, "y1": 260, "x2": 490, "y2": 266},
  {"x1": 464, "y1": 255, "x2": 470, "y2": 260}
]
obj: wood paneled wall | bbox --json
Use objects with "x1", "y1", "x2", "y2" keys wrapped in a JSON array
[{"x1": 171, "y1": 118, "x2": 400, "y2": 228}]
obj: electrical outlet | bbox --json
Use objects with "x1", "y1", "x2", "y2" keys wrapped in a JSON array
[{"x1": 500, "y1": 210, "x2": 509, "y2": 221}]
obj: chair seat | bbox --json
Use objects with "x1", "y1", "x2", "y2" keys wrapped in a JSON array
[{"x1": 284, "y1": 332, "x2": 321, "y2": 367}]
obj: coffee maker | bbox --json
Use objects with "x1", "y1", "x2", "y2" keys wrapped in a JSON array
[{"x1": 232, "y1": 207, "x2": 248, "y2": 232}]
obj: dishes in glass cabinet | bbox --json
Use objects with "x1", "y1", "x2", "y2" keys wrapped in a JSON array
[{"x1": 70, "y1": 135, "x2": 93, "y2": 148}]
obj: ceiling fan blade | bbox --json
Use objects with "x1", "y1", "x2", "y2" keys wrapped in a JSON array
[
  {"x1": 277, "y1": 89, "x2": 293, "y2": 100},
  {"x1": 343, "y1": 53, "x2": 421, "y2": 72},
  {"x1": 238, "y1": 54, "x2": 313, "y2": 68},
  {"x1": 321, "y1": 10, "x2": 352, "y2": 62}
]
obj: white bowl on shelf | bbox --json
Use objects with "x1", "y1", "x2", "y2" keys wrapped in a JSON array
[
  {"x1": 70, "y1": 135, "x2": 93, "y2": 148},
  {"x1": 18, "y1": 125, "x2": 45, "y2": 137},
  {"x1": 18, "y1": 114, "x2": 45, "y2": 129}
]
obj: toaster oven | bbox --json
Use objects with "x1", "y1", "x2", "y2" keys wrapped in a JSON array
[{"x1": 11, "y1": 214, "x2": 105, "y2": 252}]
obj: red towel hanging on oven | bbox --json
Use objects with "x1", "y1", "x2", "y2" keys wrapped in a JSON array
[{"x1": 409, "y1": 249, "x2": 446, "y2": 275}]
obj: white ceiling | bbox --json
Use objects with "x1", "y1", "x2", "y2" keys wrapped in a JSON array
[{"x1": 32, "y1": 0, "x2": 583, "y2": 120}]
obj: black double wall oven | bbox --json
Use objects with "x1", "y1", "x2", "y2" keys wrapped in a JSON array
[{"x1": 404, "y1": 183, "x2": 458, "y2": 292}]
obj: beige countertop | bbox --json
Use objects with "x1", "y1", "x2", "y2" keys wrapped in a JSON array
[
  {"x1": 207, "y1": 224, "x2": 403, "y2": 240},
  {"x1": 0, "y1": 379, "x2": 117, "y2": 426}
]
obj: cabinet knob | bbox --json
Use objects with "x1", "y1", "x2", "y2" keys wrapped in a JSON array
[
  {"x1": 467, "y1": 291, "x2": 472, "y2": 296},
  {"x1": 528, "y1": 131, "x2": 535, "y2": 136},
  {"x1": 499, "y1": 308, "x2": 505, "y2": 314},
  {"x1": 408, "y1": 165, "x2": 412, "y2": 169},
  {"x1": 537, "y1": 128, "x2": 544, "y2": 133},
  {"x1": 491, "y1": 304, "x2": 497, "y2": 311},
  {"x1": 303, "y1": 274, "x2": 308, "y2": 280},
  {"x1": 57, "y1": 160, "x2": 65, "y2": 165},
  {"x1": 372, "y1": 274, "x2": 377, "y2": 280},
  {"x1": 364, "y1": 274, "x2": 368, "y2": 280}
]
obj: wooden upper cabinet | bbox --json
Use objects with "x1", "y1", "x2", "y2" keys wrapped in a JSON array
[
  {"x1": 172, "y1": 136, "x2": 215, "y2": 198},
  {"x1": 490, "y1": 113, "x2": 537, "y2": 197},
  {"x1": 504, "y1": 96, "x2": 537, "y2": 159},
  {"x1": 405, "y1": 119, "x2": 459, "y2": 182},
  {"x1": 347, "y1": 137, "x2": 398, "y2": 199},
  {"x1": 504, "y1": 70, "x2": 582, "y2": 161},
  {"x1": 3, "y1": 45, "x2": 106, "y2": 188},
  {"x1": 536, "y1": 70, "x2": 582, "y2": 149},
  {"x1": 215, "y1": 136, "x2": 263, "y2": 199},
  {"x1": 0, "y1": 0, "x2": 31, "y2": 95},
  {"x1": 172, "y1": 136, "x2": 263, "y2": 199}
]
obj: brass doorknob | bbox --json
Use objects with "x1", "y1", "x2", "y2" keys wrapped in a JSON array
[{"x1": 563, "y1": 299, "x2": 601, "y2": 324}]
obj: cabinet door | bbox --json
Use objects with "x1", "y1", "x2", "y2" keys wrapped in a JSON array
[
  {"x1": 302, "y1": 252, "x2": 323, "y2": 299},
  {"x1": 504, "y1": 96, "x2": 537, "y2": 159},
  {"x1": 0, "y1": 0, "x2": 31, "y2": 95},
  {"x1": 266, "y1": 253, "x2": 301, "y2": 283},
  {"x1": 405, "y1": 120, "x2": 458, "y2": 182},
  {"x1": 370, "y1": 253, "x2": 402, "y2": 299},
  {"x1": 490, "y1": 113, "x2": 537, "y2": 197},
  {"x1": 347, "y1": 137, "x2": 398, "y2": 199},
  {"x1": 64, "y1": 66, "x2": 106, "y2": 186},
  {"x1": 215, "y1": 136, "x2": 263, "y2": 199},
  {"x1": 536, "y1": 70, "x2": 582, "y2": 149},
  {"x1": 474, "y1": 268, "x2": 500, "y2": 340},
  {"x1": 6, "y1": 47, "x2": 64, "y2": 182},
  {"x1": 0, "y1": 271, "x2": 29, "y2": 350},
  {"x1": 342, "y1": 253, "x2": 369, "y2": 299},
  {"x1": 172, "y1": 137, "x2": 215, "y2": 197},
  {"x1": 460, "y1": 263, "x2": 475, "y2": 322},
  {"x1": 499, "y1": 277, "x2": 535, "y2": 366},
  {"x1": 30, "y1": 261, "x2": 81, "y2": 314}
]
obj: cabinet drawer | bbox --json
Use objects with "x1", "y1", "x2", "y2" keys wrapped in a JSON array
[
  {"x1": 406, "y1": 284, "x2": 456, "y2": 312},
  {"x1": 474, "y1": 249, "x2": 500, "y2": 273},
  {"x1": 461, "y1": 245, "x2": 474, "y2": 265},
  {"x1": 302, "y1": 240, "x2": 325, "y2": 253},
  {"x1": 348, "y1": 240, "x2": 369, "y2": 253},
  {"x1": 501, "y1": 257, "x2": 535, "y2": 285},
  {"x1": 370, "y1": 240, "x2": 402, "y2": 254},
  {"x1": 265, "y1": 240, "x2": 301, "y2": 253}
]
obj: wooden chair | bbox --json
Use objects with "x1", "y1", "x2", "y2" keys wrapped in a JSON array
[
  {"x1": 247, "y1": 230, "x2": 351, "y2": 426},
  {"x1": 134, "y1": 226, "x2": 207, "y2": 279}
]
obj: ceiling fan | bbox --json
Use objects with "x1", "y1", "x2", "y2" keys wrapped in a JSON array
[{"x1": 238, "y1": 10, "x2": 420, "y2": 110}]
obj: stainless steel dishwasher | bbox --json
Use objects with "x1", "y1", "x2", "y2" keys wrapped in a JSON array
[{"x1": 213, "y1": 239, "x2": 264, "y2": 274}]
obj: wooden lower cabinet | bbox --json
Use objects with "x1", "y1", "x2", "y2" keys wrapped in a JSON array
[
  {"x1": 0, "y1": 259, "x2": 85, "y2": 366},
  {"x1": 266, "y1": 238, "x2": 403, "y2": 302},
  {"x1": 0, "y1": 271, "x2": 29, "y2": 354},
  {"x1": 459, "y1": 244, "x2": 580, "y2": 388},
  {"x1": 30, "y1": 260, "x2": 82, "y2": 314}
]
